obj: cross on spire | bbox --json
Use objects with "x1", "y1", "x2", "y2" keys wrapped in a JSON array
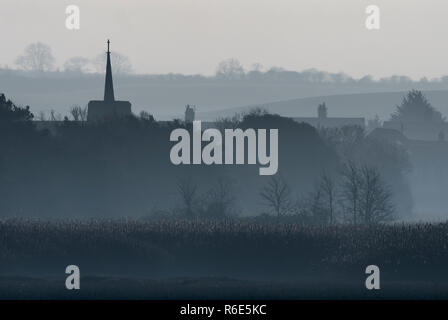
[{"x1": 107, "y1": 39, "x2": 110, "y2": 54}]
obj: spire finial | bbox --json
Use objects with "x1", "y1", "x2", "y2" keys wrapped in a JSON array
[{"x1": 107, "y1": 39, "x2": 110, "y2": 54}]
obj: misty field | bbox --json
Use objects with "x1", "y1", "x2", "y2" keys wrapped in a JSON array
[{"x1": 1, "y1": 218, "x2": 448, "y2": 298}]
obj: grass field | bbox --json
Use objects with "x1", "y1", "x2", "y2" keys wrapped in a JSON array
[{"x1": 1, "y1": 218, "x2": 448, "y2": 299}]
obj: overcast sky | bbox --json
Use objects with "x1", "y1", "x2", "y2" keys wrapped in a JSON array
[{"x1": 2, "y1": 0, "x2": 448, "y2": 79}]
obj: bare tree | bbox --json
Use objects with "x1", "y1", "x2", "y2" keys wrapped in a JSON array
[
  {"x1": 260, "y1": 176, "x2": 292, "y2": 220},
  {"x1": 215, "y1": 58, "x2": 245, "y2": 79},
  {"x1": 70, "y1": 105, "x2": 81, "y2": 121},
  {"x1": 304, "y1": 174, "x2": 335, "y2": 226},
  {"x1": 69, "y1": 105, "x2": 87, "y2": 122},
  {"x1": 177, "y1": 178, "x2": 198, "y2": 218},
  {"x1": 359, "y1": 165, "x2": 394, "y2": 224},
  {"x1": 341, "y1": 161, "x2": 361, "y2": 224},
  {"x1": 319, "y1": 172, "x2": 337, "y2": 224},
  {"x1": 15, "y1": 42, "x2": 55, "y2": 72},
  {"x1": 203, "y1": 178, "x2": 236, "y2": 218},
  {"x1": 341, "y1": 162, "x2": 394, "y2": 224},
  {"x1": 307, "y1": 187, "x2": 326, "y2": 224},
  {"x1": 80, "y1": 105, "x2": 88, "y2": 122}
]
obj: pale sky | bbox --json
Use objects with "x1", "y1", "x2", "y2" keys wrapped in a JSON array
[{"x1": 2, "y1": 0, "x2": 448, "y2": 79}]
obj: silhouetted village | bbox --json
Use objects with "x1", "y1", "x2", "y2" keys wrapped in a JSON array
[
  {"x1": 1, "y1": 40, "x2": 447, "y2": 223},
  {"x1": 4, "y1": 41, "x2": 448, "y2": 299}
]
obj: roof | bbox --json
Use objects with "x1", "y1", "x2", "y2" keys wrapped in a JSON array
[{"x1": 292, "y1": 117, "x2": 365, "y2": 128}]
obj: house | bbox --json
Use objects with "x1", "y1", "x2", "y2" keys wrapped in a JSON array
[{"x1": 293, "y1": 103, "x2": 365, "y2": 129}]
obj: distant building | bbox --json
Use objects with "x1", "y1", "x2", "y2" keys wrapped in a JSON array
[
  {"x1": 185, "y1": 104, "x2": 195, "y2": 123},
  {"x1": 87, "y1": 40, "x2": 132, "y2": 122},
  {"x1": 317, "y1": 102, "x2": 327, "y2": 118},
  {"x1": 382, "y1": 120, "x2": 448, "y2": 141},
  {"x1": 293, "y1": 103, "x2": 365, "y2": 129}
]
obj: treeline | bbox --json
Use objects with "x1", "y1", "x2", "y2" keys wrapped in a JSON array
[
  {"x1": 0, "y1": 93, "x2": 411, "y2": 223},
  {"x1": 5, "y1": 65, "x2": 448, "y2": 85},
  {"x1": 5, "y1": 42, "x2": 448, "y2": 88},
  {"x1": 171, "y1": 112, "x2": 410, "y2": 225}
]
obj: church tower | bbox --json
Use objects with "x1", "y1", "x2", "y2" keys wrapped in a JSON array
[{"x1": 87, "y1": 40, "x2": 132, "y2": 122}]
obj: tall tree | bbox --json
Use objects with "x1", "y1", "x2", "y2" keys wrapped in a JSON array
[
  {"x1": 15, "y1": 42, "x2": 55, "y2": 72},
  {"x1": 215, "y1": 58, "x2": 245, "y2": 79},
  {"x1": 319, "y1": 172, "x2": 336, "y2": 224},
  {"x1": 391, "y1": 90, "x2": 444, "y2": 122},
  {"x1": 358, "y1": 165, "x2": 394, "y2": 224},
  {"x1": 203, "y1": 178, "x2": 236, "y2": 218},
  {"x1": 260, "y1": 176, "x2": 292, "y2": 220},
  {"x1": 340, "y1": 162, "x2": 394, "y2": 224},
  {"x1": 341, "y1": 161, "x2": 361, "y2": 224},
  {"x1": 177, "y1": 178, "x2": 198, "y2": 218}
]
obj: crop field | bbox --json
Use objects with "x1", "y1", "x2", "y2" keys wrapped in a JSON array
[{"x1": 1, "y1": 218, "x2": 448, "y2": 299}]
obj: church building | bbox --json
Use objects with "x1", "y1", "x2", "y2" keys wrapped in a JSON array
[{"x1": 87, "y1": 40, "x2": 132, "y2": 122}]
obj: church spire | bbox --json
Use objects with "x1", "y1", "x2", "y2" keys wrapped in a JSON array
[{"x1": 104, "y1": 39, "x2": 115, "y2": 102}]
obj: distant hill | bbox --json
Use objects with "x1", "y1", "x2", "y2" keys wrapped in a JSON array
[
  {"x1": 197, "y1": 90, "x2": 448, "y2": 121},
  {"x1": 3, "y1": 72, "x2": 448, "y2": 120}
]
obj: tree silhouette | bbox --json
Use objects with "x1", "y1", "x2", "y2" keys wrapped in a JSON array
[
  {"x1": 0, "y1": 94, "x2": 33, "y2": 122},
  {"x1": 203, "y1": 178, "x2": 236, "y2": 218},
  {"x1": 304, "y1": 172, "x2": 337, "y2": 225},
  {"x1": 341, "y1": 161, "x2": 361, "y2": 224},
  {"x1": 69, "y1": 105, "x2": 88, "y2": 122},
  {"x1": 15, "y1": 42, "x2": 55, "y2": 72},
  {"x1": 391, "y1": 90, "x2": 444, "y2": 122},
  {"x1": 319, "y1": 172, "x2": 336, "y2": 224},
  {"x1": 216, "y1": 58, "x2": 245, "y2": 79},
  {"x1": 177, "y1": 178, "x2": 198, "y2": 218},
  {"x1": 358, "y1": 165, "x2": 394, "y2": 224},
  {"x1": 340, "y1": 162, "x2": 394, "y2": 224},
  {"x1": 260, "y1": 176, "x2": 292, "y2": 220}
]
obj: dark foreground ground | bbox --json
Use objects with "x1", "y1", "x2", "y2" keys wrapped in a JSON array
[
  {"x1": 2, "y1": 276, "x2": 448, "y2": 299},
  {"x1": 1, "y1": 218, "x2": 448, "y2": 299}
]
